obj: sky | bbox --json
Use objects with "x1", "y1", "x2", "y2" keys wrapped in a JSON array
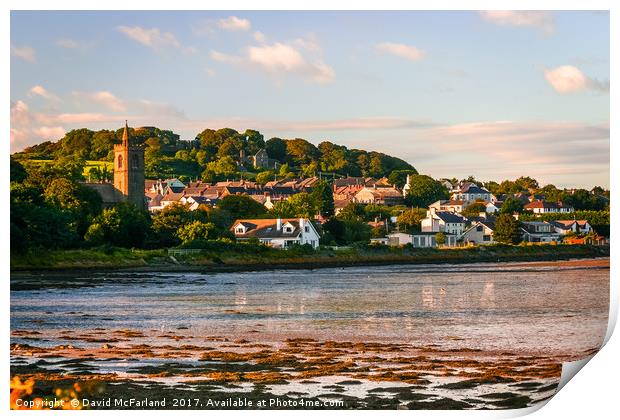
[{"x1": 10, "y1": 10, "x2": 610, "y2": 188}]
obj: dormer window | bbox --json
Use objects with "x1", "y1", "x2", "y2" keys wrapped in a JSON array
[{"x1": 235, "y1": 225, "x2": 246, "y2": 234}]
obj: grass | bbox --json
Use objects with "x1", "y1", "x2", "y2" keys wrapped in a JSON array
[{"x1": 10, "y1": 243, "x2": 609, "y2": 272}]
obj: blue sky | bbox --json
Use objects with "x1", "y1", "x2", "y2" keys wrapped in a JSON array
[{"x1": 10, "y1": 11, "x2": 610, "y2": 187}]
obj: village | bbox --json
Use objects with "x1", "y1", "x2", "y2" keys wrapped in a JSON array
[{"x1": 142, "y1": 174, "x2": 604, "y2": 250}]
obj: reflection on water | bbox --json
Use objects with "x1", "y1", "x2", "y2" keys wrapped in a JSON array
[{"x1": 11, "y1": 262, "x2": 609, "y2": 356}]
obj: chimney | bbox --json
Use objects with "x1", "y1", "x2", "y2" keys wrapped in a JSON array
[
  {"x1": 276, "y1": 218, "x2": 282, "y2": 230},
  {"x1": 299, "y1": 218, "x2": 305, "y2": 229},
  {"x1": 479, "y1": 212, "x2": 486, "y2": 218},
  {"x1": 430, "y1": 207, "x2": 437, "y2": 216}
]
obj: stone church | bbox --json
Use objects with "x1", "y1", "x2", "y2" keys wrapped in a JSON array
[{"x1": 84, "y1": 121, "x2": 146, "y2": 209}]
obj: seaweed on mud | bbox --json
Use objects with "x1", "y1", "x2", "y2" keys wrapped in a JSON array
[{"x1": 407, "y1": 397, "x2": 473, "y2": 410}]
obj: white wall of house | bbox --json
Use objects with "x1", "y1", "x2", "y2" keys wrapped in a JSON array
[{"x1": 462, "y1": 223, "x2": 495, "y2": 245}]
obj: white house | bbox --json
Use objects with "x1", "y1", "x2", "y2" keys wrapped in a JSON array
[
  {"x1": 451, "y1": 183, "x2": 493, "y2": 203},
  {"x1": 371, "y1": 232, "x2": 457, "y2": 247},
  {"x1": 231, "y1": 218, "x2": 320, "y2": 249},
  {"x1": 179, "y1": 195, "x2": 219, "y2": 211},
  {"x1": 484, "y1": 202, "x2": 500, "y2": 214},
  {"x1": 550, "y1": 220, "x2": 592, "y2": 235},
  {"x1": 520, "y1": 221, "x2": 562, "y2": 243},
  {"x1": 461, "y1": 221, "x2": 496, "y2": 245},
  {"x1": 429, "y1": 200, "x2": 466, "y2": 214},
  {"x1": 523, "y1": 200, "x2": 574, "y2": 214},
  {"x1": 421, "y1": 208, "x2": 467, "y2": 236}
]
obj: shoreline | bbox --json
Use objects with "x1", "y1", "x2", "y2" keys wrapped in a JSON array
[{"x1": 10, "y1": 244, "x2": 609, "y2": 275}]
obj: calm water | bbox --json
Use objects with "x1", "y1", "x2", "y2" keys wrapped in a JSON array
[{"x1": 11, "y1": 261, "x2": 609, "y2": 356}]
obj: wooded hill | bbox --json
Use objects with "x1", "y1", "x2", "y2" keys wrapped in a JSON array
[{"x1": 13, "y1": 126, "x2": 417, "y2": 183}]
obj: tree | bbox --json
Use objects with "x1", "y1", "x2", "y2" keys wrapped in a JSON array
[
  {"x1": 10, "y1": 158, "x2": 27, "y2": 183},
  {"x1": 435, "y1": 232, "x2": 446, "y2": 246},
  {"x1": 309, "y1": 180, "x2": 335, "y2": 217},
  {"x1": 500, "y1": 197, "x2": 524, "y2": 214},
  {"x1": 86, "y1": 202, "x2": 150, "y2": 247},
  {"x1": 285, "y1": 138, "x2": 319, "y2": 166},
  {"x1": 218, "y1": 195, "x2": 267, "y2": 219},
  {"x1": 397, "y1": 208, "x2": 426, "y2": 232},
  {"x1": 494, "y1": 214, "x2": 521, "y2": 244},
  {"x1": 59, "y1": 128, "x2": 94, "y2": 159},
  {"x1": 176, "y1": 221, "x2": 216, "y2": 244},
  {"x1": 265, "y1": 137, "x2": 287, "y2": 162},
  {"x1": 404, "y1": 175, "x2": 449, "y2": 208},
  {"x1": 462, "y1": 201, "x2": 487, "y2": 218},
  {"x1": 90, "y1": 130, "x2": 117, "y2": 160},
  {"x1": 256, "y1": 170, "x2": 275, "y2": 184},
  {"x1": 388, "y1": 170, "x2": 418, "y2": 188}
]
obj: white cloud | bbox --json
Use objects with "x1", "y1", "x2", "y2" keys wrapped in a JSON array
[
  {"x1": 28, "y1": 85, "x2": 58, "y2": 101},
  {"x1": 217, "y1": 16, "x2": 251, "y2": 32},
  {"x1": 253, "y1": 31, "x2": 266, "y2": 43},
  {"x1": 55, "y1": 38, "x2": 94, "y2": 50},
  {"x1": 11, "y1": 45, "x2": 36, "y2": 62},
  {"x1": 376, "y1": 42, "x2": 426, "y2": 61},
  {"x1": 11, "y1": 100, "x2": 31, "y2": 126},
  {"x1": 212, "y1": 38, "x2": 335, "y2": 84},
  {"x1": 544, "y1": 65, "x2": 609, "y2": 94},
  {"x1": 73, "y1": 91, "x2": 127, "y2": 111},
  {"x1": 479, "y1": 11, "x2": 554, "y2": 34},
  {"x1": 116, "y1": 26, "x2": 194, "y2": 53},
  {"x1": 33, "y1": 126, "x2": 66, "y2": 140}
]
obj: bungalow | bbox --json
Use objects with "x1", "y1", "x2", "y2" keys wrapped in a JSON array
[
  {"x1": 523, "y1": 200, "x2": 574, "y2": 214},
  {"x1": 461, "y1": 220, "x2": 496, "y2": 245},
  {"x1": 371, "y1": 232, "x2": 457, "y2": 247},
  {"x1": 421, "y1": 208, "x2": 467, "y2": 236},
  {"x1": 231, "y1": 218, "x2": 320, "y2": 249},
  {"x1": 520, "y1": 221, "x2": 562, "y2": 243}
]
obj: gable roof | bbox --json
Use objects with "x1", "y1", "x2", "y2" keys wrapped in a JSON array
[
  {"x1": 434, "y1": 211, "x2": 466, "y2": 223},
  {"x1": 231, "y1": 218, "x2": 315, "y2": 239}
]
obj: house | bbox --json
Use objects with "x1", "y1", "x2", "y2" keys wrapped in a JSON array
[
  {"x1": 231, "y1": 218, "x2": 320, "y2": 249},
  {"x1": 252, "y1": 149, "x2": 270, "y2": 168},
  {"x1": 523, "y1": 200, "x2": 574, "y2": 214},
  {"x1": 146, "y1": 192, "x2": 164, "y2": 212},
  {"x1": 550, "y1": 220, "x2": 593, "y2": 235},
  {"x1": 461, "y1": 220, "x2": 496, "y2": 245},
  {"x1": 484, "y1": 202, "x2": 500, "y2": 214},
  {"x1": 370, "y1": 232, "x2": 457, "y2": 247},
  {"x1": 354, "y1": 185, "x2": 404, "y2": 205},
  {"x1": 451, "y1": 183, "x2": 493, "y2": 203},
  {"x1": 429, "y1": 199, "x2": 466, "y2": 214},
  {"x1": 520, "y1": 221, "x2": 562, "y2": 243},
  {"x1": 421, "y1": 208, "x2": 467, "y2": 236},
  {"x1": 179, "y1": 195, "x2": 219, "y2": 210}
]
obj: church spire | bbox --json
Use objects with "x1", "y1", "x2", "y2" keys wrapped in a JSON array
[{"x1": 122, "y1": 120, "x2": 129, "y2": 146}]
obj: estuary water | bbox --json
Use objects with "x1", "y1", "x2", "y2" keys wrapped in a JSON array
[{"x1": 11, "y1": 260, "x2": 609, "y2": 357}]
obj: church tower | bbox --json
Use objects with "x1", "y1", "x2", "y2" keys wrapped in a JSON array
[{"x1": 113, "y1": 121, "x2": 145, "y2": 209}]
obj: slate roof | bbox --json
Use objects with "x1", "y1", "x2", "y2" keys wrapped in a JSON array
[
  {"x1": 434, "y1": 211, "x2": 466, "y2": 223},
  {"x1": 231, "y1": 218, "x2": 309, "y2": 239}
]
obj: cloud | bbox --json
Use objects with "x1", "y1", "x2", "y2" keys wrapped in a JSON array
[
  {"x1": 479, "y1": 11, "x2": 554, "y2": 34},
  {"x1": 55, "y1": 38, "x2": 94, "y2": 50},
  {"x1": 28, "y1": 85, "x2": 59, "y2": 101},
  {"x1": 32, "y1": 126, "x2": 66, "y2": 140},
  {"x1": 73, "y1": 91, "x2": 127, "y2": 111},
  {"x1": 217, "y1": 16, "x2": 251, "y2": 32},
  {"x1": 253, "y1": 31, "x2": 266, "y2": 43},
  {"x1": 376, "y1": 42, "x2": 426, "y2": 61},
  {"x1": 116, "y1": 25, "x2": 194, "y2": 53},
  {"x1": 544, "y1": 65, "x2": 609, "y2": 94},
  {"x1": 11, "y1": 100, "x2": 31, "y2": 126},
  {"x1": 11, "y1": 45, "x2": 36, "y2": 62},
  {"x1": 211, "y1": 37, "x2": 335, "y2": 84}
]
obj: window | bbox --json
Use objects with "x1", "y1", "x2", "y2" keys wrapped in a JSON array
[
  {"x1": 117, "y1": 154, "x2": 123, "y2": 169},
  {"x1": 476, "y1": 225, "x2": 483, "y2": 232},
  {"x1": 235, "y1": 226, "x2": 245, "y2": 233},
  {"x1": 304, "y1": 226, "x2": 310, "y2": 233},
  {"x1": 483, "y1": 235, "x2": 491, "y2": 241}
]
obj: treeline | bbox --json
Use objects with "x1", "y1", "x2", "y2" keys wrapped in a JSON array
[{"x1": 13, "y1": 126, "x2": 416, "y2": 183}]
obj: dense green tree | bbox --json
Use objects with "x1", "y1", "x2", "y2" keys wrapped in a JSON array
[
  {"x1": 500, "y1": 196, "x2": 524, "y2": 214},
  {"x1": 388, "y1": 170, "x2": 418, "y2": 188},
  {"x1": 243, "y1": 129, "x2": 265, "y2": 155},
  {"x1": 396, "y1": 208, "x2": 427, "y2": 232},
  {"x1": 85, "y1": 203, "x2": 150, "y2": 247},
  {"x1": 309, "y1": 180, "x2": 335, "y2": 217},
  {"x1": 218, "y1": 195, "x2": 267, "y2": 219},
  {"x1": 10, "y1": 158, "x2": 28, "y2": 183},
  {"x1": 285, "y1": 138, "x2": 319, "y2": 166},
  {"x1": 494, "y1": 214, "x2": 522, "y2": 244},
  {"x1": 462, "y1": 201, "x2": 487, "y2": 218},
  {"x1": 176, "y1": 221, "x2": 216, "y2": 244},
  {"x1": 265, "y1": 137, "x2": 287, "y2": 162},
  {"x1": 90, "y1": 130, "x2": 117, "y2": 160},
  {"x1": 59, "y1": 128, "x2": 94, "y2": 159},
  {"x1": 256, "y1": 170, "x2": 275, "y2": 184},
  {"x1": 435, "y1": 232, "x2": 446, "y2": 246},
  {"x1": 404, "y1": 175, "x2": 449, "y2": 208}
]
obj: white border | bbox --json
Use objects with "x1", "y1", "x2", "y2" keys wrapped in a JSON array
[{"x1": 3, "y1": 1, "x2": 616, "y2": 420}]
